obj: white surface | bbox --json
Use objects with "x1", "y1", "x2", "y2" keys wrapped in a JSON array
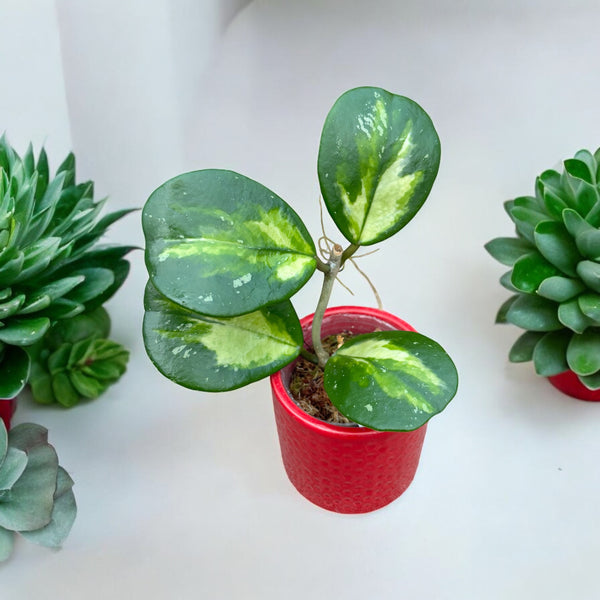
[{"x1": 2, "y1": 0, "x2": 600, "y2": 598}]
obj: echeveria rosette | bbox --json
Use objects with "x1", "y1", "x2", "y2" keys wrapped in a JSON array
[
  {"x1": 0, "y1": 136, "x2": 134, "y2": 399},
  {"x1": 142, "y1": 87, "x2": 457, "y2": 431},
  {"x1": 486, "y1": 148, "x2": 600, "y2": 389},
  {"x1": 28, "y1": 307, "x2": 129, "y2": 407},
  {"x1": 0, "y1": 420, "x2": 76, "y2": 561}
]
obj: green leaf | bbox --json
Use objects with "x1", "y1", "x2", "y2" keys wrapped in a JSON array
[
  {"x1": 144, "y1": 169, "x2": 316, "y2": 317},
  {"x1": 507, "y1": 206, "x2": 549, "y2": 243},
  {"x1": 51, "y1": 372, "x2": 80, "y2": 408},
  {"x1": 567, "y1": 330, "x2": 600, "y2": 376},
  {"x1": 558, "y1": 299, "x2": 594, "y2": 334},
  {"x1": 537, "y1": 276, "x2": 585, "y2": 302},
  {"x1": 317, "y1": 87, "x2": 440, "y2": 246},
  {"x1": 0, "y1": 294, "x2": 25, "y2": 319},
  {"x1": 562, "y1": 208, "x2": 592, "y2": 238},
  {"x1": 508, "y1": 331, "x2": 545, "y2": 362},
  {"x1": 579, "y1": 371, "x2": 600, "y2": 390},
  {"x1": 484, "y1": 237, "x2": 533, "y2": 266},
  {"x1": 66, "y1": 267, "x2": 114, "y2": 305},
  {"x1": 532, "y1": 330, "x2": 571, "y2": 376},
  {"x1": 0, "y1": 439, "x2": 58, "y2": 531},
  {"x1": 575, "y1": 228, "x2": 600, "y2": 259},
  {"x1": 505, "y1": 295, "x2": 561, "y2": 331},
  {"x1": 495, "y1": 295, "x2": 518, "y2": 323},
  {"x1": 69, "y1": 371, "x2": 104, "y2": 398},
  {"x1": 44, "y1": 307, "x2": 111, "y2": 348},
  {"x1": 20, "y1": 467, "x2": 76, "y2": 549},
  {"x1": 564, "y1": 158, "x2": 593, "y2": 184},
  {"x1": 577, "y1": 260, "x2": 600, "y2": 293},
  {"x1": 0, "y1": 446, "x2": 28, "y2": 491},
  {"x1": 578, "y1": 293, "x2": 600, "y2": 323},
  {"x1": 499, "y1": 271, "x2": 518, "y2": 292},
  {"x1": 0, "y1": 317, "x2": 50, "y2": 345},
  {"x1": 533, "y1": 221, "x2": 579, "y2": 276},
  {"x1": 323, "y1": 331, "x2": 457, "y2": 431},
  {"x1": 511, "y1": 252, "x2": 560, "y2": 293},
  {"x1": 0, "y1": 346, "x2": 30, "y2": 398},
  {"x1": 143, "y1": 282, "x2": 303, "y2": 391}
]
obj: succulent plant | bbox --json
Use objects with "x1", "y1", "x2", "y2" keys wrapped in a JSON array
[
  {"x1": 0, "y1": 420, "x2": 76, "y2": 561},
  {"x1": 486, "y1": 148, "x2": 600, "y2": 388},
  {"x1": 0, "y1": 135, "x2": 134, "y2": 400},
  {"x1": 143, "y1": 87, "x2": 458, "y2": 431},
  {"x1": 29, "y1": 307, "x2": 129, "y2": 407}
]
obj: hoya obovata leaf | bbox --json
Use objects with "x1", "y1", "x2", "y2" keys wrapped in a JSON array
[
  {"x1": 143, "y1": 169, "x2": 316, "y2": 318},
  {"x1": 323, "y1": 331, "x2": 457, "y2": 431},
  {"x1": 143, "y1": 282, "x2": 303, "y2": 392},
  {"x1": 318, "y1": 87, "x2": 440, "y2": 246}
]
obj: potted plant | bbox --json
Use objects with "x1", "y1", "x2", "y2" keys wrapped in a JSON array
[
  {"x1": 0, "y1": 419, "x2": 76, "y2": 561},
  {"x1": 0, "y1": 136, "x2": 133, "y2": 424},
  {"x1": 142, "y1": 86, "x2": 458, "y2": 513},
  {"x1": 485, "y1": 147, "x2": 600, "y2": 401}
]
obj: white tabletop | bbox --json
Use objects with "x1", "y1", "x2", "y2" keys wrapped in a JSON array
[{"x1": 2, "y1": 1, "x2": 600, "y2": 598}]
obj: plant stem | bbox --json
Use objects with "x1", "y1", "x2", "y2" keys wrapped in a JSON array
[{"x1": 312, "y1": 243, "x2": 344, "y2": 368}]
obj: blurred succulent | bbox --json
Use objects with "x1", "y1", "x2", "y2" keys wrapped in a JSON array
[
  {"x1": 28, "y1": 307, "x2": 129, "y2": 407},
  {"x1": 0, "y1": 135, "x2": 134, "y2": 399},
  {"x1": 0, "y1": 420, "x2": 76, "y2": 561},
  {"x1": 486, "y1": 148, "x2": 600, "y2": 388}
]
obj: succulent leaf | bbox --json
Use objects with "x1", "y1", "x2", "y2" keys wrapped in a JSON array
[
  {"x1": 0, "y1": 421, "x2": 76, "y2": 561},
  {"x1": 533, "y1": 330, "x2": 571, "y2": 376},
  {"x1": 484, "y1": 237, "x2": 534, "y2": 266},
  {"x1": 509, "y1": 331, "x2": 545, "y2": 362},
  {"x1": 0, "y1": 137, "x2": 133, "y2": 398},
  {"x1": 567, "y1": 330, "x2": 600, "y2": 376}
]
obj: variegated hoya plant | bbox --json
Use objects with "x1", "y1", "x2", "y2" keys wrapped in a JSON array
[{"x1": 143, "y1": 87, "x2": 458, "y2": 431}]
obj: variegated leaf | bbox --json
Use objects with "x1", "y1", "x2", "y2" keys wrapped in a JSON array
[
  {"x1": 144, "y1": 169, "x2": 316, "y2": 317},
  {"x1": 323, "y1": 331, "x2": 458, "y2": 431},
  {"x1": 143, "y1": 282, "x2": 302, "y2": 391},
  {"x1": 318, "y1": 87, "x2": 440, "y2": 246}
]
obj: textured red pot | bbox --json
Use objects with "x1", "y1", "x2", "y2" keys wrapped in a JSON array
[
  {"x1": 548, "y1": 371, "x2": 600, "y2": 402},
  {"x1": 270, "y1": 306, "x2": 428, "y2": 514},
  {"x1": 0, "y1": 398, "x2": 16, "y2": 430}
]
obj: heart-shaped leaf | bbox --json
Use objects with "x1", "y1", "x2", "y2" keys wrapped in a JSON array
[
  {"x1": 318, "y1": 87, "x2": 440, "y2": 246},
  {"x1": 144, "y1": 169, "x2": 316, "y2": 318},
  {"x1": 323, "y1": 331, "x2": 457, "y2": 431},
  {"x1": 143, "y1": 282, "x2": 303, "y2": 391}
]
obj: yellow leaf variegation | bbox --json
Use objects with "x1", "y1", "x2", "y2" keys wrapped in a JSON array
[{"x1": 318, "y1": 87, "x2": 440, "y2": 246}]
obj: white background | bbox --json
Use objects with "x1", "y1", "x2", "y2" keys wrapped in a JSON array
[{"x1": 2, "y1": 0, "x2": 600, "y2": 598}]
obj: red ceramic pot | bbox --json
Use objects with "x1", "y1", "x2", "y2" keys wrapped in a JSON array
[
  {"x1": 548, "y1": 371, "x2": 600, "y2": 402},
  {"x1": 270, "y1": 306, "x2": 428, "y2": 514},
  {"x1": 0, "y1": 398, "x2": 15, "y2": 430}
]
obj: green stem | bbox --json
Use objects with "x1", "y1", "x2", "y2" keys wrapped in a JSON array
[
  {"x1": 299, "y1": 346, "x2": 319, "y2": 364},
  {"x1": 312, "y1": 243, "x2": 344, "y2": 368}
]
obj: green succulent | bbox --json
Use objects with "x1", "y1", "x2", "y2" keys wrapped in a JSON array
[
  {"x1": 0, "y1": 135, "x2": 134, "y2": 399},
  {"x1": 486, "y1": 148, "x2": 600, "y2": 388},
  {"x1": 29, "y1": 307, "x2": 129, "y2": 407},
  {"x1": 0, "y1": 420, "x2": 76, "y2": 561}
]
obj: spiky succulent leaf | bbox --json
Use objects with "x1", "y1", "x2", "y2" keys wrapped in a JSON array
[
  {"x1": 317, "y1": 86, "x2": 440, "y2": 246},
  {"x1": 0, "y1": 136, "x2": 133, "y2": 398},
  {"x1": 323, "y1": 331, "x2": 458, "y2": 431},
  {"x1": 143, "y1": 169, "x2": 316, "y2": 318},
  {"x1": 0, "y1": 421, "x2": 76, "y2": 561},
  {"x1": 487, "y1": 147, "x2": 600, "y2": 386}
]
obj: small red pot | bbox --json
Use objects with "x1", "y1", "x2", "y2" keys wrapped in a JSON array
[
  {"x1": 548, "y1": 371, "x2": 600, "y2": 402},
  {"x1": 270, "y1": 306, "x2": 428, "y2": 514},
  {"x1": 0, "y1": 398, "x2": 16, "y2": 430}
]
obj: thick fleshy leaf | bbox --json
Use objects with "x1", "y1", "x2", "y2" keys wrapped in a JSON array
[
  {"x1": 318, "y1": 87, "x2": 440, "y2": 246},
  {"x1": 533, "y1": 221, "x2": 579, "y2": 276},
  {"x1": 537, "y1": 276, "x2": 586, "y2": 302},
  {"x1": 579, "y1": 371, "x2": 600, "y2": 390},
  {"x1": 323, "y1": 331, "x2": 457, "y2": 431},
  {"x1": 144, "y1": 169, "x2": 316, "y2": 317},
  {"x1": 21, "y1": 467, "x2": 76, "y2": 549},
  {"x1": 484, "y1": 237, "x2": 533, "y2": 266},
  {"x1": 495, "y1": 295, "x2": 518, "y2": 323},
  {"x1": 0, "y1": 441, "x2": 57, "y2": 531},
  {"x1": 578, "y1": 293, "x2": 600, "y2": 323},
  {"x1": 562, "y1": 208, "x2": 592, "y2": 238},
  {"x1": 0, "y1": 317, "x2": 50, "y2": 345},
  {"x1": 558, "y1": 299, "x2": 593, "y2": 334},
  {"x1": 532, "y1": 330, "x2": 571, "y2": 376},
  {"x1": 511, "y1": 252, "x2": 560, "y2": 293},
  {"x1": 575, "y1": 228, "x2": 600, "y2": 259},
  {"x1": 506, "y1": 204, "x2": 549, "y2": 243},
  {"x1": 143, "y1": 282, "x2": 302, "y2": 391},
  {"x1": 577, "y1": 260, "x2": 600, "y2": 293},
  {"x1": 0, "y1": 346, "x2": 30, "y2": 398},
  {"x1": 505, "y1": 295, "x2": 561, "y2": 331},
  {"x1": 564, "y1": 158, "x2": 593, "y2": 184},
  {"x1": 508, "y1": 331, "x2": 545, "y2": 362},
  {"x1": 0, "y1": 446, "x2": 28, "y2": 491},
  {"x1": 567, "y1": 330, "x2": 600, "y2": 376}
]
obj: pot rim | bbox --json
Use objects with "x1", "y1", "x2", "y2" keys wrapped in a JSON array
[{"x1": 270, "y1": 305, "x2": 417, "y2": 439}]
